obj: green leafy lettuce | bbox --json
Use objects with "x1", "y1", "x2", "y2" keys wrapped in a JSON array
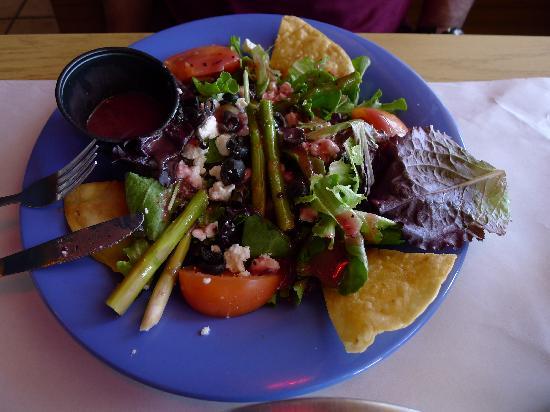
[
  {"x1": 192, "y1": 71, "x2": 239, "y2": 97},
  {"x1": 125, "y1": 172, "x2": 170, "y2": 241},
  {"x1": 357, "y1": 88, "x2": 408, "y2": 113},
  {"x1": 115, "y1": 238, "x2": 150, "y2": 275},
  {"x1": 241, "y1": 215, "x2": 291, "y2": 258}
]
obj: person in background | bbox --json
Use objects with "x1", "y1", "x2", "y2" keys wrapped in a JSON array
[{"x1": 103, "y1": 0, "x2": 475, "y2": 35}]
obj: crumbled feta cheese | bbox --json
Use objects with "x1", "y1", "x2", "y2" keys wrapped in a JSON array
[
  {"x1": 210, "y1": 245, "x2": 221, "y2": 253},
  {"x1": 235, "y1": 97, "x2": 248, "y2": 112},
  {"x1": 197, "y1": 116, "x2": 219, "y2": 140},
  {"x1": 215, "y1": 133, "x2": 231, "y2": 156},
  {"x1": 175, "y1": 161, "x2": 203, "y2": 189},
  {"x1": 200, "y1": 326, "x2": 211, "y2": 336},
  {"x1": 202, "y1": 277, "x2": 212, "y2": 285},
  {"x1": 243, "y1": 38, "x2": 257, "y2": 53},
  {"x1": 224, "y1": 244, "x2": 251, "y2": 274},
  {"x1": 183, "y1": 144, "x2": 206, "y2": 161},
  {"x1": 61, "y1": 249, "x2": 68, "y2": 257},
  {"x1": 191, "y1": 222, "x2": 218, "y2": 241},
  {"x1": 183, "y1": 144, "x2": 207, "y2": 174},
  {"x1": 209, "y1": 165, "x2": 221, "y2": 180},
  {"x1": 250, "y1": 254, "x2": 280, "y2": 275},
  {"x1": 208, "y1": 181, "x2": 235, "y2": 202}
]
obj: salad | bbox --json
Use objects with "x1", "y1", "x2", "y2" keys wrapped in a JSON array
[{"x1": 64, "y1": 16, "x2": 509, "y2": 352}]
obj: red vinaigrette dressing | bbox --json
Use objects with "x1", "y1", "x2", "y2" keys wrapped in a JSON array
[
  {"x1": 308, "y1": 242, "x2": 349, "y2": 288},
  {"x1": 86, "y1": 91, "x2": 165, "y2": 140}
]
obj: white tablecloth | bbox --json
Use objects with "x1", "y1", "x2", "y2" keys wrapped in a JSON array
[{"x1": 0, "y1": 79, "x2": 549, "y2": 412}]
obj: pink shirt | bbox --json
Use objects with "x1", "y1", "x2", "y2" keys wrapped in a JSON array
[{"x1": 164, "y1": 0, "x2": 412, "y2": 33}]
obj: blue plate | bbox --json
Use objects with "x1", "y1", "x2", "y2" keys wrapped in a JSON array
[{"x1": 20, "y1": 14, "x2": 466, "y2": 402}]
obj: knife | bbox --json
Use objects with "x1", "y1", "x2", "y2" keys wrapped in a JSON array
[{"x1": 0, "y1": 213, "x2": 144, "y2": 276}]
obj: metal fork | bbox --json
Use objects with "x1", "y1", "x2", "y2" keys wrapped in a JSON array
[{"x1": 0, "y1": 139, "x2": 99, "y2": 208}]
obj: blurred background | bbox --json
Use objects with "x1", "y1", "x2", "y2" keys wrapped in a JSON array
[{"x1": 1, "y1": 0, "x2": 549, "y2": 35}]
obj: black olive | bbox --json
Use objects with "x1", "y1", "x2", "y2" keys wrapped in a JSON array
[
  {"x1": 219, "y1": 110, "x2": 240, "y2": 133},
  {"x1": 199, "y1": 244, "x2": 224, "y2": 264},
  {"x1": 274, "y1": 111, "x2": 286, "y2": 129},
  {"x1": 221, "y1": 158, "x2": 246, "y2": 185},
  {"x1": 197, "y1": 262, "x2": 226, "y2": 274},
  {"x1": 286, "y1": 176, "x2": 309, "y2": 198},
  {"x1": 218, "y1": 216, "x2": 239, "y2": 248},
  {"x1": 330, "y1": 113, "x2": 345, "y2": 124},
  {"x1": 281, "y1": 127, "x2": 306, "y2": 147},
  {"x1": 221, "y1": 93, "x2": 238, "y2": 104},
  {"x1": 226, "y1": 136, "x2": 250, "y2": 160}
]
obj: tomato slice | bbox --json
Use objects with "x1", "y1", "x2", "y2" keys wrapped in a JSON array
[
  {"x1": 164, "y1": 45, "x2": 240, "y2": 83},
  {"x1": 351, "y1": 107, "x2": 408, "y2": 137},
  {"x1": 178, "y1": 268, "x2": 283, "y2": 318}
]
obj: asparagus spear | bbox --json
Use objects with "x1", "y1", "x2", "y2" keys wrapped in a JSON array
[
  {"x1": 247, "y1": 105, "x2": 266, "y2": 216},
  {"x1": 139, "y1": 232, "x2": 191, "y2": 331},
  {"x1": 106, "y1": 189, "x2": 208, "y2": 315},
  {"x1": 259, "y1": 99, "x2": 295, "y2": 231}
]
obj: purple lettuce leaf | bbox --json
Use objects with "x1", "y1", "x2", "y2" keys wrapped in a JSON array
[{"x1": 369, "y1": 127, "x2": 510, "y2": 250}]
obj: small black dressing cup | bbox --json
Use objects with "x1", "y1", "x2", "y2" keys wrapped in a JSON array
[{"x1": 55, "y1": 47, "x2": 179, "y2": 143}]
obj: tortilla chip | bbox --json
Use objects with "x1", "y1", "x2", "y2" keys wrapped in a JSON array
[
  {"x1": 323, "y1": 249, "x2": 457, "y2": 353},
  {"x1": 270, "y1": 15, "x2": 354, "y2": 78},
  {"x1": 64, "y1": 182, "x2": 131, "y2": 271}
]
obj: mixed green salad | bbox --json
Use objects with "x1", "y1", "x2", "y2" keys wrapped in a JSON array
[{"x1": 96, "y1": 33, "x2": 509, "y2": 331}]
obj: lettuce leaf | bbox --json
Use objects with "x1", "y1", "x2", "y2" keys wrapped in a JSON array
[
  {"x1": 115, "y1": 238, "x2": 150, "y2": 275},
  {"x1": 370, "y1": 127, "x2": 510, "y2": 249},
  {"x1": 229, "y1": 35, "x2": 242, "y2": 57},
  {"x1": 287, "y1": 56, "x2": 329, "y2": 86},
  {"x1": 192, "y1": 71, "x2": 239, "y2": 97},
  {"x1": 339, "y1": 235, "x2": 368, "y2": 295},
  {"x1": 355, "y1": 211, "x2": 403, "y2": 245},
  {"x1": 352, "y1": 56, "x2": 370, "y2": 77},
  {"x1": 357, "y1": 88, "x2": 407, "y2": 113},
  {"x1": 125, "y1": 172, "x2": 170, "y2": 241},
  {"x1": 241, "y1": 215, "x2": 291, "y2": 258},
  {"x1": 248, "y1": 43, "x2": 271, "y2": 95}
]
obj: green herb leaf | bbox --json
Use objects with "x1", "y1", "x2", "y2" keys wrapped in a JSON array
[
  {"x1": 125, "y1": 172, "x2": 170, "y2": 241},
  {"x1": 357, "y1": 88, "x2": 408, "y2": 113},
  {"x1": 338, "y1": 235, "x2": 368, "y2": 295},
  {"x1": 205, "y1": 138, "x2": 224, "y2": 164},
  {"x1": 352, "y1": 55, "x2": 370, "y2": 77},
  {"x1": 192, "y1": 71, "x2": 239, "y2": 97},
  {"x1": 241, "y1": 215, "x2": 291, "y2": 258},
  {"x1": 312, "y1": 214, "x2": 336, "y2": 249},
  {"x1": 115, "y1": 238, "x2": 150, "y2": 275},
  {"x1": 355, "y1": 211, "x2": 404, "y2": 245},
  {"x1": 229, "y1": 35, "x2": 242, "y2": 57},
  {"x1": 291, "y1": 278, "x2": 309, "y2": 304}
]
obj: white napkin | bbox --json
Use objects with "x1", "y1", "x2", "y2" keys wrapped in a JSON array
[{"x1": 0, "y1": 79, "x2": 548, "y2": 412}]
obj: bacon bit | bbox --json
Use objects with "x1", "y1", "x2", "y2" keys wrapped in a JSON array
[
  {"x1": 243, "y1": 168, "x2": 252, "y2": 183},
  {"x1": 336, "y1": 212, "x2": 363, "y2": 238},
  {"x1": 262, "y1": 81, "x2": 293, "y2": 102},
  {"x1": 285, "y1": 111, "x2": 299, "y2": 127},
  {"x1": 306, "y1": 139, "x2": 341, "y2": 162},
  {"x1": 175, "y1": 161, "x2": 203, "y2": 189},
  {"x1": 299, "y1": 207, "x2": 318, "y2": 223},
  {"x1": 250, "y1": 254, "x2": 280, "y2": 275},
  {"x1": 283, "y1": 170, "x2": 294, "y2": 182}
]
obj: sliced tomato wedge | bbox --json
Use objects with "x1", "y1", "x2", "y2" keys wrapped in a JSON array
[
  {"x1": 178, "y1": 268, "x2": 283, "y2": 318},
  {"x1": 164, "y1": 45, "x2": 240, "y2": 83},
  {"x1": 351, "y1": 107, "x2": 408, "y2": 137}
]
